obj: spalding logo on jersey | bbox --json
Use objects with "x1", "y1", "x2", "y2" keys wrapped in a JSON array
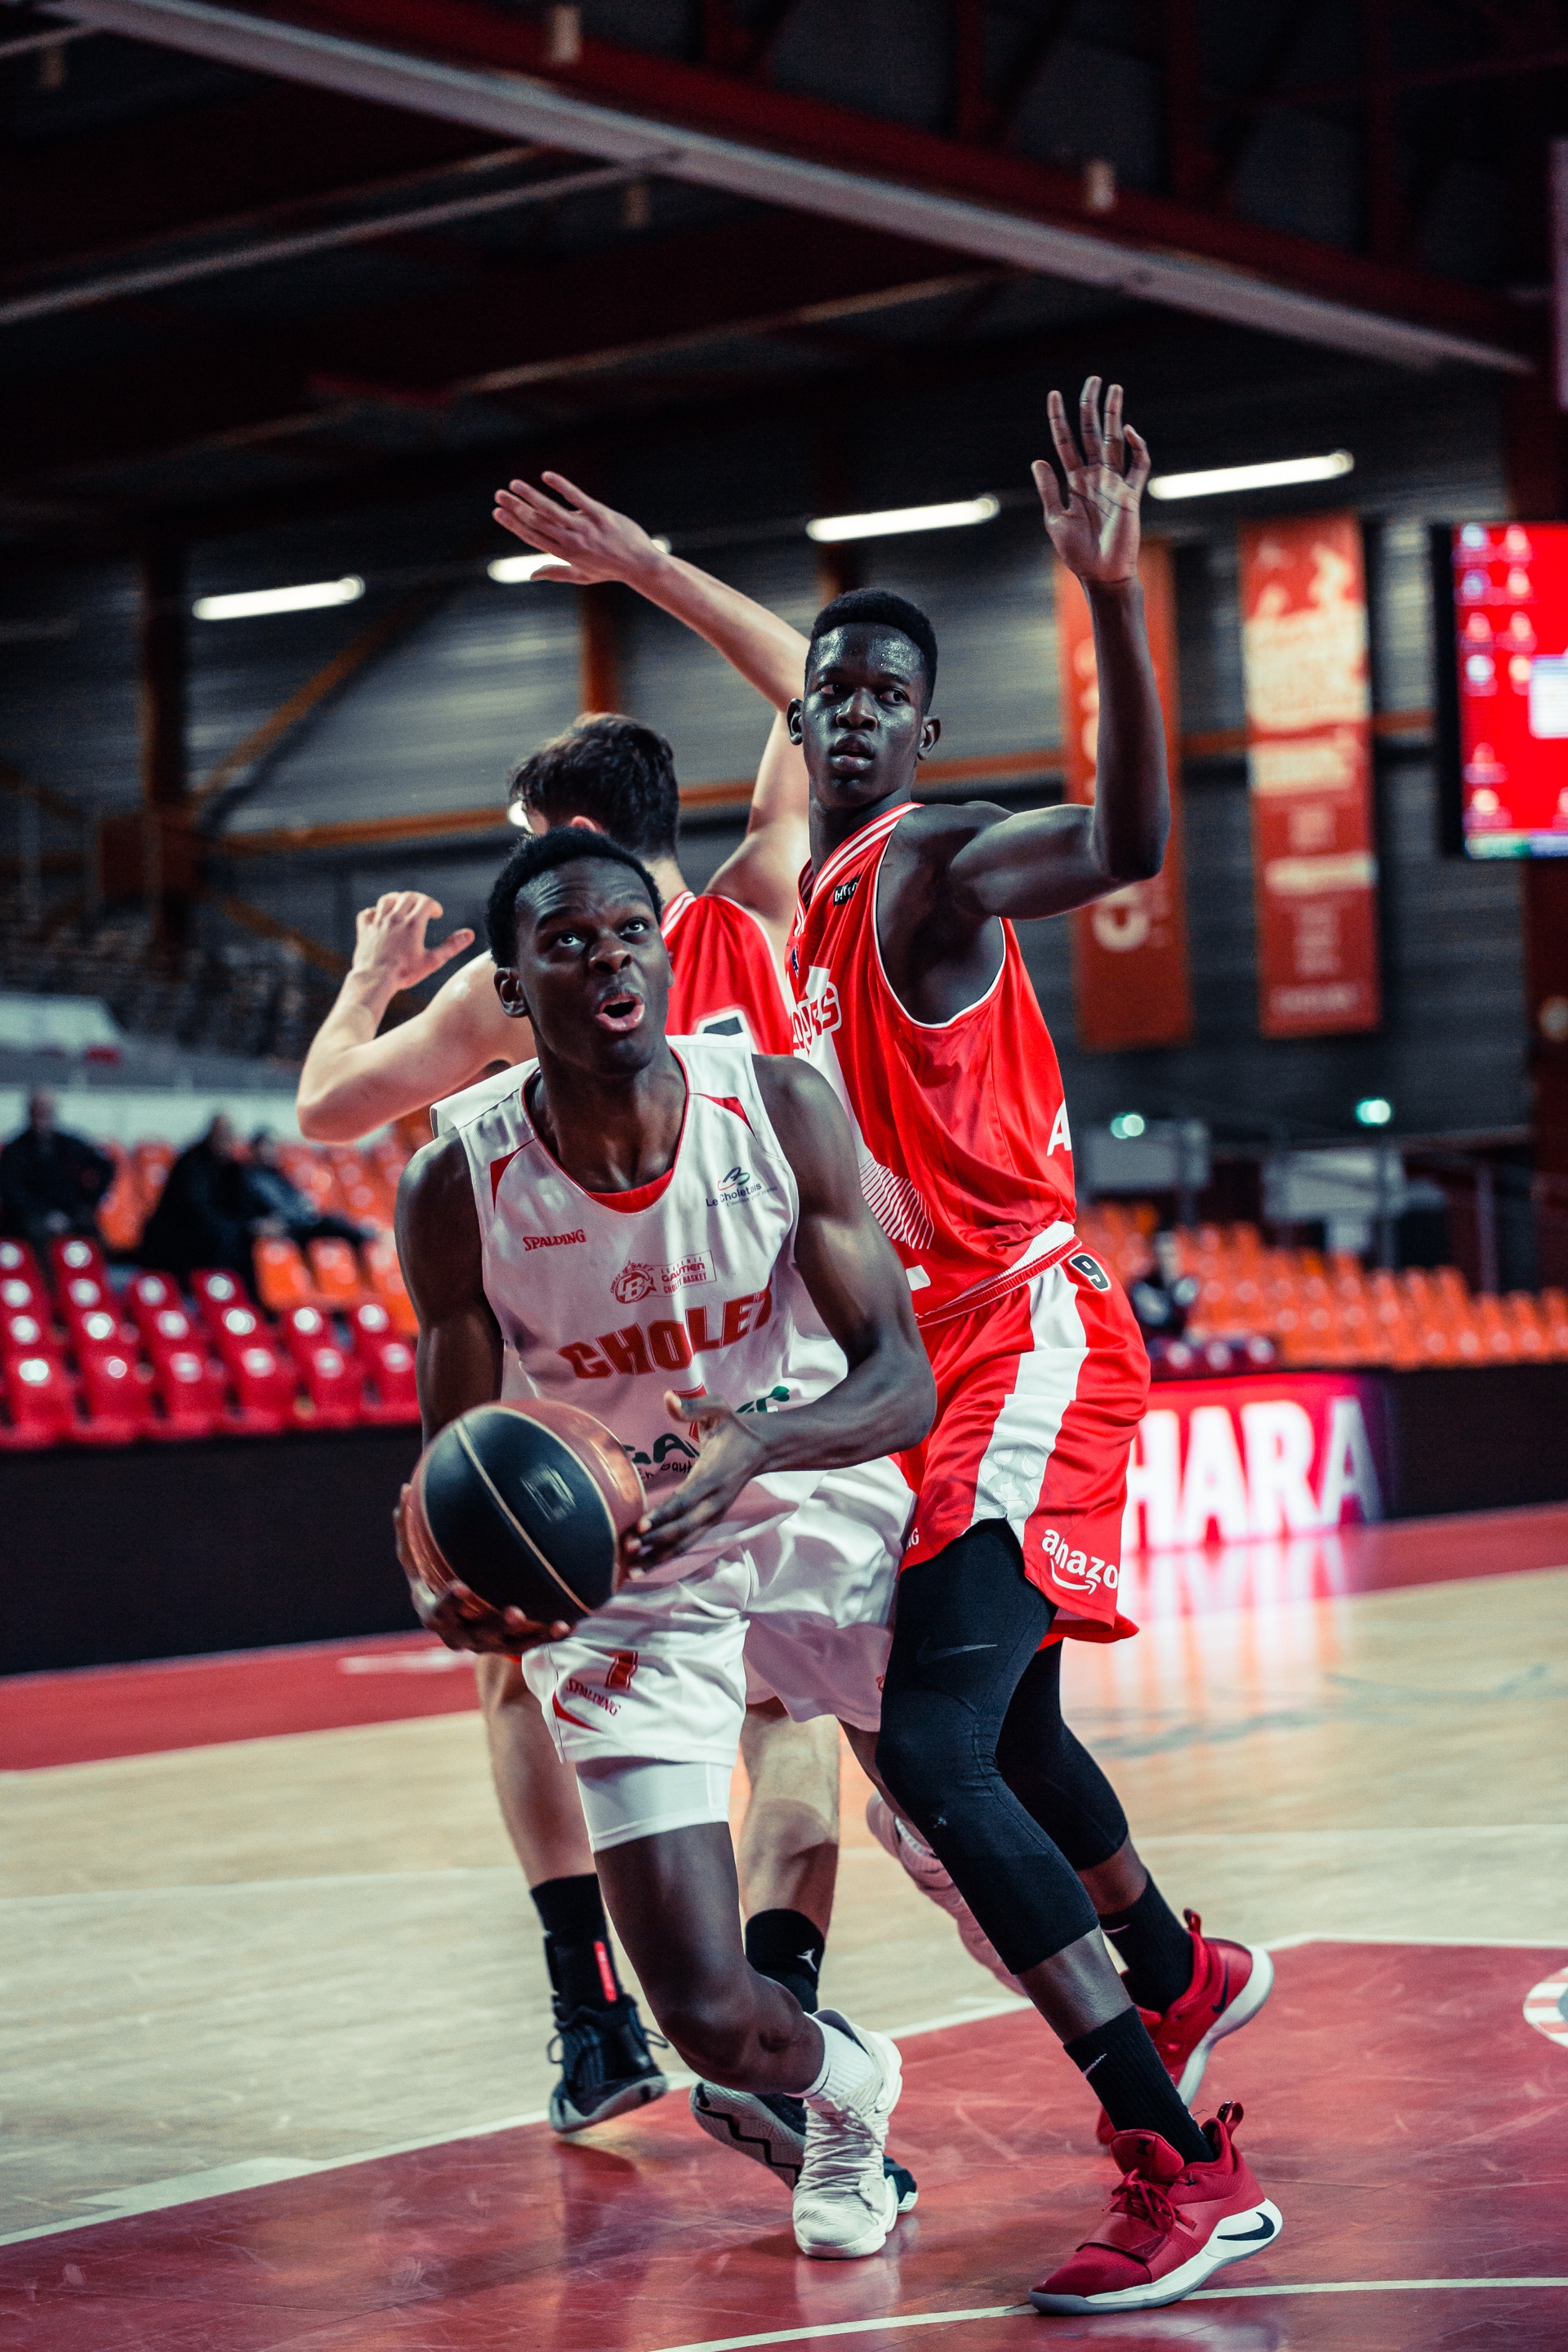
[{"x1": 1067, "y1": 1250, "x2": 1111, "y2": 1292}]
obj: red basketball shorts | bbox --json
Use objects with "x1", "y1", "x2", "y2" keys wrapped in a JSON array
[{"x1": 897, "y1": 1244, "x2": 1151, "y2": 1642}]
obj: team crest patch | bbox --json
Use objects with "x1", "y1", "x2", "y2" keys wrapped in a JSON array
[
  {"x1": 611, "y1": 1254, "x2": 712, "y2": 1304},
  {"x1": 1067, "y1": 1250, "x2": 1111, "y2": 1291}
]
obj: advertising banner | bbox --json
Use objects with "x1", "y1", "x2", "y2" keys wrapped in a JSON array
[
  {"x1": 1239, "y1": 514, "x2": 1381, "y2": 1037},
  {"x1": 1121, "y1": 1371, "x2": 1385, "y2": 1557},
  {"x1": 1057, "y1": 541, "x2": 1192, "y2": 1049}
]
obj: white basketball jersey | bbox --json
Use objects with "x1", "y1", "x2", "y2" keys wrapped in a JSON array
[{"x1": 441, "y1": 1039, "x2": 844, "y2": 1584}]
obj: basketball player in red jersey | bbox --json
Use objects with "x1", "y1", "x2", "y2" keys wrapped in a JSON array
[
  {"x1": 293, "y1": 494, "x2": 888, "y2": 2166},
  {"x1": 545, "y1": 389, "x2": 1280, "y2": 2311}
]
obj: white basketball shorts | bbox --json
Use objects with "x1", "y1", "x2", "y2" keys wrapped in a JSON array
[{"x1": 520, "y1": 1455, "x2": 912, "y2": 1769}]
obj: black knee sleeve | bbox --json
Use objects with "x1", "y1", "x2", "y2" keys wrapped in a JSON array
[
  {"x1": 996, "y1": 1645, "x2": 1129, "y2": 1873},
  {"x1": 876, "y1": 1525, "x2": 1098, "y2": 1976}
]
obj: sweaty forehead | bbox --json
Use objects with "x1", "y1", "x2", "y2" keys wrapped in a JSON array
[
  {"x1": 519, "y1": 862, "x2": 657, "y2": 930},
  {"x1": 808, "y1": 624, "x2": 926, "y2": 690}
]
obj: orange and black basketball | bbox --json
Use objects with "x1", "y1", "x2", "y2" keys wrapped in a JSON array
[{"x1": 403, "y1": 1400, "x2": 644, "y2": 1624}]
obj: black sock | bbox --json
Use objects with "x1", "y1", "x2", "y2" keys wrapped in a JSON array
[
  {"x1": 744, "y1": 1908, "x2": 825, "y2": 2013},
  {"x1": 1098, "y1": 1879, "x2": 1193, "y2": 2015},
  {"x1": 531, "y1": 1873, "x2": 622, "y2": 2012},
  {"x1": 1065, "y1": 2009, "x2": 1210, "y2": 2165}
]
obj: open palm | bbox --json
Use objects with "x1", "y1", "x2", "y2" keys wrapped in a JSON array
[{"x1": 1032, "y1": 376, "x2": 1150, "y2": 588}]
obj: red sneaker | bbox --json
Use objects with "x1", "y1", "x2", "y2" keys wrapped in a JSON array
[
  {"x1": 1094, "y1": 1910, "x2": 1272, "y2": 2145},
  {"x1": 1031, "y1": 2101, "x2": 1281, "y2": 2313}
]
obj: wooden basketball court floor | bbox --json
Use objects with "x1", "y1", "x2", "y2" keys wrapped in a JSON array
[{"x1": 3, "y1": 1504, "x2": 1566, "y2": 2351}]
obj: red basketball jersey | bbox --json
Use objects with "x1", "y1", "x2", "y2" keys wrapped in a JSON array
[
  {"x1": 664, "y1": 889, "x2": 794, "y2": 1055},
  {"x1": 787, "y1": 803, "x2": 1076, "y2": 1325}
]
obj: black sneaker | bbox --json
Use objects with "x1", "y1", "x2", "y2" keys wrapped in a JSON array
[
  {"x1": 688, "y1": 2082, "x2": 918, "y2": 2210},
  {"x1": 548, "y1": 1995, "x2": 669, "y2": 2136}
]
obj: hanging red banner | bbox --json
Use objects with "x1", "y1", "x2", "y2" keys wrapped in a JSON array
[
  {"x1": 1057, "y1": 541, "x2": 1192, "y2": 1050},
  {"x1": 1239, "y1": 514, "x2": 1381, "y2": 1038}
]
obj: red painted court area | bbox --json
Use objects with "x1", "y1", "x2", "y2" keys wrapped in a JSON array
[
  {"x1": 2, "y1": 1942, "x2": 1563, "y2": 2352},
  {"x1": 7, "y1": 1502, "x2": 1565, "y2": 1772}
]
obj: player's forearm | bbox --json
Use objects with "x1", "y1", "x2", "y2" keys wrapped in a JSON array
[
  {"x1": 296, "y1": 973, "x2": 403, "y2": 1140},
  {"x1": 412, "y1": 1318, "x2": 502, "y2": 1443},
  {"x1": 1085, "y1": 577, "x2": 1168, "y2": 884},
  {"x1": 746, "y1": 1330, "x2": 935, "y2": 1473},
  {"x1": 630, "y1": 550, "x2": 808, "y2": 711}
]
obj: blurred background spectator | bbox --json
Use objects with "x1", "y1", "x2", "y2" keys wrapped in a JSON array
[
  {"x1": 240, "y1": 1127, "x2": 372, "y2": 1253},
  {"x1": 139, "y1": 1114, "x2": 266, "y2": 1285},
  {"x1": 0, "y1": 1089, "x2": 114, "y2": 1254}
]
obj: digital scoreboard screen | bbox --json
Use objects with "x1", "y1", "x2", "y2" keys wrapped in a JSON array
[{"x1": 1434, "y1": 522, "x2": 1568, "y2": 858}]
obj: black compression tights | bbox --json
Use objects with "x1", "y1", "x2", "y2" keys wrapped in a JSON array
[{"x1": 875, "y1": 1522, "x2": 1131, "y2": 1979}]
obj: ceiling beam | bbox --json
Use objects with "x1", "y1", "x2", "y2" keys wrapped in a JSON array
[
  {"x1": 0, "y1": 78, "x2": 502, "y2": 275},
  {"x1": 0, "y1": 212, "x2": 969, "y2": 483},
  {"x1": 39, "y1": 0, "x2": 1533, "y2": 372}
]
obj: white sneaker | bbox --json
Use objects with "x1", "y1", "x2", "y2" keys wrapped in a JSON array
[
  {"x1": 793, "y1": 2008, "x2": 903, "y2": 2260},
  {"x1": 865, "y1": 1791, "x2": 1022, "y2": 1993}
]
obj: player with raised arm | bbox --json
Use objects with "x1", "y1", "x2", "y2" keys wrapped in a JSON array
[
  {"x1": 395, "y1": 831, "x2": 935, "y2": 2261},
  {"x1": 535, "y1": 389, "x2": 1282, "y2": 2312}
]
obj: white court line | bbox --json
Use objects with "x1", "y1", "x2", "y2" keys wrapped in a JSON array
[
  {"x1": 0, "y1": 1937, "x2": 1552, "y2": 2252},
  {"x1": 0, "y1": 1999, "x2": 1027, "y2": 2248},
  {"x1": 648, "y1": 2283, "x2": 1568, "y2": 2352}
]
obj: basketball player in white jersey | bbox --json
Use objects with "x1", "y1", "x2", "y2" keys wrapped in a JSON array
[
  {"x1": 396, "y1": 828, "x2": 935, "y2": 2259},
  {"x1": 294, "y1": 493, "x2": 893, "y2": 2159}
]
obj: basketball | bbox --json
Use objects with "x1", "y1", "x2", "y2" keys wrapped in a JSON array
[{"x1": 403, "y1": 1400, "x2": 645, "y2": 1624}]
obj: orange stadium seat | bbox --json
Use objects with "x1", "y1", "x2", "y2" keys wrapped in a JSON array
[
  {"x1": 362, "y1": 1234, "x2": 417, "y2": 1337},
  {"x1": 306, "y1": 1237, "x2": 364, "y2": 1304},
  {"x1": 253, "y1": 1236, "x2": 318, "y2": 1312}
]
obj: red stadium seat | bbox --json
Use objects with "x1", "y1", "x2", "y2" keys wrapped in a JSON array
[
  {"x1": 127, "y1": 1271, "x2": 183, "y2": 1334},
  {"x1": 191, "y1": 1268, "x2": 248, "y2": 1325},
  {"x1": 348, "y1": 1305, "x2": 418, "y2": 1422},
  {"x1": 48, "y1": 1234, "x2": 109, "y2": 1285},
  {"x1": 2, "y1": 1308, "x2": 61, "y2": 1364},
  {"x1": 0, "y1": 1264, "x2": 46, "y2": 1317},
  {"x1": 78, "y1": 1349, "x2": 154, "y2": 1444},
  {"x1": 2, "y1": 1351, "x2": 78, "y2": 1446},
  {"x1": 67, "y1": 1303, "x2": 131, "y2": 1361},
  {"x1": 149, "y1": 1345, "x2": 226, "y2": 1439},
  {"x1": 0, "y1": 1238, "x2": 40, "y2": 1279}
]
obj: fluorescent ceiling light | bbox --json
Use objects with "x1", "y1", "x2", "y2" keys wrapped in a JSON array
[
  {"x1": 488, "y1": 554, "x2": 558, "y2": 583},
  {"x1": 1147, "y1": 452, "x2": 1354, "y2": 502},
  {"x1": 807, "y1": 495, "x2": 1000, "y2": 544},
  {"x1": 489, "y1": 535, "x2": 668, "y2": 584},
  {"x1": 192, "y1": 576, "x2": 365, "y2": 621}
]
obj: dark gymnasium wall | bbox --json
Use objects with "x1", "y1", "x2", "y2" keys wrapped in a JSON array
[{"x1": 0, "y1": 331, "x2": 1525, "y2": 1141}]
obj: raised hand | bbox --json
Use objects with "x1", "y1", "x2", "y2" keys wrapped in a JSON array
[
  {"x1": 1032, "y1": 376, "x2": 1151, "y2": 589},
  {"x1": 492, "y1": 470, "x2": 667, "y2": 587},
  {"x1": 350, "y1": 892, "x2": 474, "y2": 993}
]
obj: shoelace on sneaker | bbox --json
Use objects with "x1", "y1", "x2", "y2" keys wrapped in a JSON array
[
  {"x1": 798, "y1": 2109, "x2": 882, "y2": 2201},
  {"x1": 1109, "y1": 2172, "x2": 1178, "y2": 2235}
]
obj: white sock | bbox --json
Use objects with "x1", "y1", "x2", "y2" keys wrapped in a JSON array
[{"x1": 800, "y1": 2016, "x2": 877, "y2": 2109}]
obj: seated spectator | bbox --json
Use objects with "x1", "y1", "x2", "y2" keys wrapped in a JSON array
[
  {"x1": 241, "y1": 1128, "x2": 371, "y2": 1250},
  {"x1": 139, "y1": 1114, "x2": 264, "y2": 1285},
  {"x1": 1129, "y1": 1228, "x2": 1200, "y2": 1341},
  {"x1": 0, "y1": 1089, "x2": 114, "y2": 1253}
]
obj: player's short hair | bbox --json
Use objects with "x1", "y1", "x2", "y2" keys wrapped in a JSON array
[
  {"x1": 807, "y1": 588, "x2": 938, "y2": 704},
  {"x1": 507, "y1": 713, "x2": 680, "y2": 858},
  {"x1": 485, "y1": 830, "x2": 663, "y2": 968}
]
